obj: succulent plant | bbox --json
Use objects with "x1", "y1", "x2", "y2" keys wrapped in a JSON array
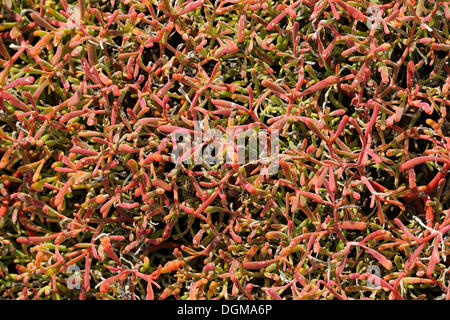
[{"x1": 0, "y1": 0, "x2": 449, "y2": 300}]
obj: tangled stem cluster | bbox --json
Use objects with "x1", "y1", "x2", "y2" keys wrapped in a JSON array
[{"x1": 0, "y1": 0, "x2": 449, "y2": 300}]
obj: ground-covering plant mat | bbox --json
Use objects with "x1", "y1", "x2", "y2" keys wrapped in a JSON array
[{"x1": 0, "y1": 0, "x2": 449, "y2": 300}]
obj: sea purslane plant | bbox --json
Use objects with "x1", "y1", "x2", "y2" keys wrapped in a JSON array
[{"x1": 0, "y1": 0, "x2": 449, "y2": 300}]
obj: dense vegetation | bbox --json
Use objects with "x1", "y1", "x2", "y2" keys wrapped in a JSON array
[{"x1": 0, "y1": 0, "x2": 449, "y2": 300}]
